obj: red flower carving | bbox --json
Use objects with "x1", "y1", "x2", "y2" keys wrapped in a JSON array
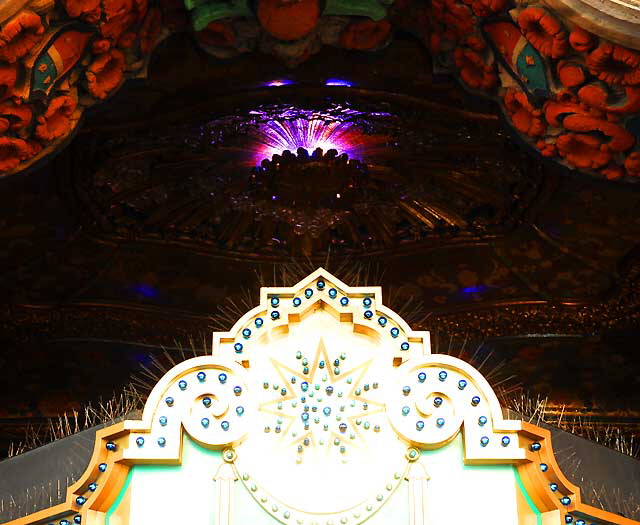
[
  {"x1": 578, "y1": 84, "x2": 640, "y2": 115},
  {"x1": 562, "y1": 114, "x2": 635, "y2": 152},
  {"x1": 0, "y1": 64, "x2": 17, "y2": 101},
  {"x1": 0, "y1": 100, "x2": 32, "y2": 133},
  {"x1": 0, "y1": 10, "x2": 44, "y2": 63},
  {"x1": 466, "y1": 34, "x2": 485, "y2": 52},
  {"x1": 0, "y1": 136, "x2": 41, "y2": 173},
  {"x1": 62, "y1": 0, "x2": 101, "y2": 21},
  {"x1": 586, "y1": 42, "x2": 640, "y2": 86},
  {"x1": 454, "y1": 47, "x2": 496, "y2": 91},
  {"x1": 504, "y1": 89, "x2": 546, "y2": 137},
  {"x1": 432, "y1": 0, "x2": 474, "y2": 43},
  {"x1": 517, "y1": 7, "x2": 568, "y2": 59},
  {"x1": 556, "y1": 133, "x2": 611, "y2": 169},
  {"x1": 536, "y1": 139, "x2": 556, "y2": 157},
  {"x1": 340, "y1": 19, "x2": 391, "y2": 50},
  {"x1": 464, "y1": 0, "x2": 507, "y2": 17},
  {"x1": 625, "y1": 151, "x2": 640, "y2": 177},
  {"x1": 600, "y1": 163, "x2": 625, "y2": 180},
  {"x1": 86, "y1": 50, "x2": 126, "y2": 100},
  {"x1": 544, "y1": 98, "x2": 582, "y2": 127},
  {"x1": 569, "y1": 26, "x2": 595, "y2": 53},
  {"x1": 556, "y1": 60, "x2": 586, "y2": 88},
  {"x1": 101, "y1": 13, "x2": 137, "y2": 42},
  {"x1": 35, "y1": 95, "x2": 77, "y2": 141}
]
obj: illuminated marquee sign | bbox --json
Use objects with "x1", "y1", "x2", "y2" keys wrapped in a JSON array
[{"x1": 7, "y1": 269, "x2": 639, "y2": 525}]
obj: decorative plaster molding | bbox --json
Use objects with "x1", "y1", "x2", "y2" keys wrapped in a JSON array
[{"x1": 5, "y1": 269, "x2": 638, "y2": 525}]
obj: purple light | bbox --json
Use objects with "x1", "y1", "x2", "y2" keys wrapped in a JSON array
[
  {"x1": 131, "y1": 284, "x2": 158, "y2": 298},
  {"x1": 325, "y1": 79, "x2": 353, "y2": 87},
  {"x1": 251, "y1": 118, "x2": 358, "y2": 164},
  {"x1": 265, "y1": 79, "x2": 295, "y2": 87},
  {"x1": 462, "y1": 285, "x2": 488, "y2": 294},
  {"x1": 231, "y1": 105, "x2": 392, "y2": 166}
]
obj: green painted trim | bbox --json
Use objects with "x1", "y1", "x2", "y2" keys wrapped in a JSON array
[
  {"x1": 514, "y1": 468, "x2": 542, "y2": 525},
  {"x1": 105, "y1": 469, "x2": 134, "y2": 525}
]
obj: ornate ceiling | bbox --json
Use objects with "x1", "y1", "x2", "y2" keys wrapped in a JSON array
[
  {"x1": 0, "y1": 0, "x2": 640, "y2": 179},
  {"x1": 0, "y1": 1, "x2": 639, "y2": 461}
]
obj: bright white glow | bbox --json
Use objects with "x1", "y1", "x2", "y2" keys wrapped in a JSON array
[{"x1": 236, "y1": 310, "x2": 407, "y2": 515}]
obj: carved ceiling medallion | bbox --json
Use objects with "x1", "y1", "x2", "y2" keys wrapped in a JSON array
[{"x1": 72, "y1": 95, "x2": 543, "y2": 257}]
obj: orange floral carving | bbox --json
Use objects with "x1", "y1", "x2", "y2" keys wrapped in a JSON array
[
  {"x1": 504, "y1": 89, "x2": 546, "y2": 137},
  {"x1": 140, "y1": 8, "x2": 162, "y2": 54},
  {"x1": 103, "y1": 0, "x2": 133, "y2": 21},
  {"x1": 556, "y1": 133, "x2": 611, "y2": 169},
  {"x1": 544, "y1": 98, "x2": 583, "y2": 127},
  {"x1": 578, "y1": 84, "x2": 640, "y2": 115},
  {"x1": 625, "y1": 152, "x2": 640, "y2": 176},
  {"x1": 586, "y1": 42, "x2": 640, "y2": 86},
  {"x1": 340, "y1": 19, "x2": 391, "y2": 50},
  {"x1": 466, "y1": 34, "x2": 485, "y2": 52},
  {"x1": 454, "y1": 48, "x2": 496, "y2": 91},
  {"x1": 536, "y1": 139, "x2": 556, "y2": 157},
  {"x1": 0, "y1": 64, "x2": 18, "y2": 101},
  {"x1": 101, "y1": 13, "x2": 137, "y2": 41},
  {"x1": 600, "y1": 164, "x2": 625, "y2": 180},
  {"x1": 464, "y1": 0, "x2": 507, "y2": 17},
  {"x1": 257, "y1": 0, "x2": 320, "y2": 41},
  {"x1": 569, "y1": 26, "x2": 595, "y2": 53},
  {"x1": 432, "y1": 0, "x2": 474, "y2": 42},
  {"x1": 0, "y1": 10, "x2": 44, "y2": 63},
  {"x1": 99, "y1": 0, "x2": 147, "y2": 42},
  {"x1": 0, "y1": 100, "x2": 32, "y2": 133},
  {"x1": 86, "y1": 50, "x2": 126, "y2": 100},
  {"x1": 0, "y1": 136, "x2": 41, "y2": 173},
  {"x1": 556, "y1": 60, "x2": 586, "y2": 88},
  {"x1": 92, "y1": 38, "x2": 112, "y2": 54},
  {"x1": 506, "y1": 94, "x2": 545, "y2": 135},
  {"x1": 562, "y1": 114, "x2": 635, "y2": 152},
  {"x1": 517, "y1": 7, "x2": 568, "y2": 59},
  {"x1": 197, "y1": 21, "x2": 236, "y2": 48},
  {"x1": 35, "y1": 95, "x2": 77, "y2": 141},
  {"x1": 62, "y1": 0, "x2": 101, "y2": 21}
]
